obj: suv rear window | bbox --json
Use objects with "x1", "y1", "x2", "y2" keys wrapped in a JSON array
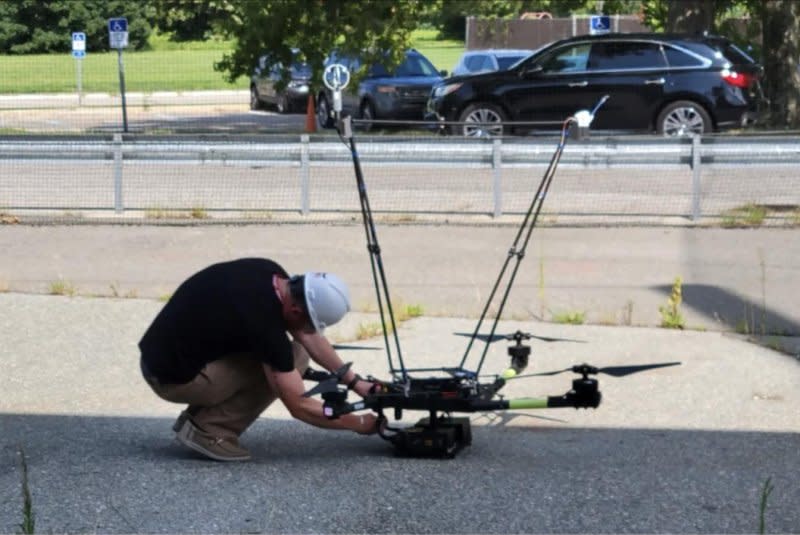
[
  {"x1": 663, "y1": 45, "x2": 705, "y2": 67},
  {"x1": 719, "y1": 42, "x2": 756, "y2": 65},
  {"x1": 589, "y1": 41, "x2": 666, "y2": 70}
]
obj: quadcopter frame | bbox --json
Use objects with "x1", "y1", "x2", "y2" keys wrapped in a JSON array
[{"x1": 307, "y1": 92, "x2": 677, "y2": 457}]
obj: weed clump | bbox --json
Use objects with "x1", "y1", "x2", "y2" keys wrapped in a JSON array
[{"x1": 659, "y1": 277, "x2": 685, "y2": 329}]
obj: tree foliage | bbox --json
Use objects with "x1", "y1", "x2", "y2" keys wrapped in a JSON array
[
  {"x1": 214, "y1": 0, "x2": 425, "y2": 90},
  {"x1": 0, "y1": 0, "x2": 153, "y2": 54},
  {"x1": 756, "y1": 0, "x2": 800, "y2": 127},
  {"x1": 428, "y1": 0, "x2": 593, "y2": 40},
  {"x1": 151, "y1": 0, "x2": 228, "y2": 41}
]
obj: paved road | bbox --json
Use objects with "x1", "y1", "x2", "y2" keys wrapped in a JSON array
[
  {"x1": 1, "y1": 223, "x2": 798, "y2": 533},
  {"x1": 1, "y1": 225, "x2": 798, "y2": 335},
  {"x1": 0, "y1": 89, "x2": 311, "y2": 133},
  {"x1": 0, "y1": 90, "x2": 249, "y2": 109},
  {"x1": 3, "y1": 159, "x2": 798, "y2": 222},
  {"x1": 1, "y1": 293, "x2": 799, "y2": 533}
]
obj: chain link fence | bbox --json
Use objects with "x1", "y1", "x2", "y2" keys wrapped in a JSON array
[{"x1": 1, "y1": 131, "x2": 799, "y2": 226}]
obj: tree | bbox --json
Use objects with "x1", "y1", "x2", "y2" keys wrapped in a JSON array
[
  {"x1": 665, "y1": 0, "x2": 715, "y2": 33},
  {"x1": 214, "y1": 0, "x2": 425, "y2": 90},
  {"x1": 0, "y1": 0, "x2": 153, "y2": 54},
  {"x1": 429, "y1": 0, "x2": 593, "y2": 40},
  {"x1": 151, "y1": 0, "x2": 228, "y2": 41},
  {"x1": 756, "y1": 0, "x2": 800, "y2": 128}
]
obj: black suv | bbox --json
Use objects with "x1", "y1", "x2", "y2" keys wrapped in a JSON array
[
  {"x1": 427, "y1": 33, "x2": 763, "y2": 137},
  {"x1": 317, "y1": 49, "x2": 444, "y2": 129}
]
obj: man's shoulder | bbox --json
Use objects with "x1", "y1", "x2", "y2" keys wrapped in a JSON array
[{"x1": 211, "y1": 257, "x2": 288, "y2": 277}]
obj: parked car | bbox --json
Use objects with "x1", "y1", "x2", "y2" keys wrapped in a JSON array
[
  {"x1": 451, "y1": 49, "x2": 535, "y2": 76},
  {"x1": 427, "y1": 33, "x2": 764, "y2": 137},
  {"x1": 250, "y1": 50, "x2": 312, "y2": 113},
  {"x1": 317, "y1": 49, "x2": 444, "y2": 129}
]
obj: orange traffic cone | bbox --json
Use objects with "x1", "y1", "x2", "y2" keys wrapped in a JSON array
[{"x1": 305, "y1": 94, "x2": 317, "y2": 133}]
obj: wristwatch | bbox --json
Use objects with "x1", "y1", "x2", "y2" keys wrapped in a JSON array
[{"x1": 347, "y1": 374, "x2": 363, "y2": 390}]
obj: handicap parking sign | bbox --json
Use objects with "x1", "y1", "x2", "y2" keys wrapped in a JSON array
[
  {"x1": 590, "y1": 15, "x2": 611, "y2": 35},
  {"x1": 108, "y1": 18, "x2": 128, "y2": 32},
  {"x1": 72, "y1": 32, "x2": 86, "y2": 58},
  {"x1": 108, "y1": 17, "x2": 129, "y2": 49}
]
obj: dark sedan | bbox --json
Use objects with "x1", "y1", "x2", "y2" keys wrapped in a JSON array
[
  {"x1": 427, "y1": 33, "x2": 764, "y2": 137},
  {"x1": 250, "y1": 51, "x2": 312, "y2": 113}
]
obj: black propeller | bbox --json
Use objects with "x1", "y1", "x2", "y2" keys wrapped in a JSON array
[
  {"x1": 302, "y1": 362, "x2": 352, "y2": 398},
  {"x1": 454, "y1": 330, "x2": 584, "y2": 344},
  {"x1": 510, "y1": 361, "x2": 681, "y2": 379}
]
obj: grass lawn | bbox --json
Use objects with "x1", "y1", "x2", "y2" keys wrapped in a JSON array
[{"x1": 0, "y1": 29, "x2": 464, "y2": 94}]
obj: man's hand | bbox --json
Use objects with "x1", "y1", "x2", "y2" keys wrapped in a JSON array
[{"x1": 352, "y1": 378, "x2": 379, "y2": 398}]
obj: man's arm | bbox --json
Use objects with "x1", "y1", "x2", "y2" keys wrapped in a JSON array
[
  {"x1": 263, "y1": 363, "x2": 378, "y2": 433},
  {"x1": 291, "y1": 329, "x2": 374, "y2": 397}
]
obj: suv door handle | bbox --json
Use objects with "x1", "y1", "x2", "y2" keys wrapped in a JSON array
[
  {"x1": 568, "y1": 81, "x2": 588, "y2": 87},
  {"x1": 645, "y1": 77, "x2": 666, "y2": 85}
]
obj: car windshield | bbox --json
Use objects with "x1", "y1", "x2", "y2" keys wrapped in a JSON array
[
  {"x1": 290, "y1": 62, "x2": 312, "y2": 77},
  {"x1": 372, "y1": 54, "x2": 439, "y2": 77},
  {"x1": 496, "y1": 55, "x2": 528, "y2": 70}
]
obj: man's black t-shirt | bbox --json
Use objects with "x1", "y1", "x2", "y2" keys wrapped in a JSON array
[{"x1": 139, "y1": 258, "x2": 294, "y2": 384}]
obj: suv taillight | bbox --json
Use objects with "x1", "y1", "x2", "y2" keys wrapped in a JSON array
[{"x1": 721, "y1": 69, "x2": 754, "y2": 89}]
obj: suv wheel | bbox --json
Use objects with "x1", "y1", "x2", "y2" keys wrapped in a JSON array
[
  {"x1": 276, "y1": 93, "x2": 290, "y2": 114},
  {"x1": 359, "y1": 101, "x2": 375, "y2": 132},
  {"x1": 250, "y1": 85, "x2": 261, "y2": 111},
  {"x1": 317, "y1": 95, "x2": 333, "y2": 128},
  {"x1": 657, "y1": 101, "x2": 711, "y2": 137},
  {"x1": 458, "y1": 103, "x2": 506, "y2": 137}
]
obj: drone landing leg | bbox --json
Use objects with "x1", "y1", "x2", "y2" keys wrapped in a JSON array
[{"x1": 389, "y1": 414, "x2": 472, "y2": 458}]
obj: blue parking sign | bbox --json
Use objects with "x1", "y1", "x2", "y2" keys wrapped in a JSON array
[
  {"x1": 71, "y1": 32, "x2": 86, "y2": 58},
  {"x1": 590, "y1": 15, "x2": 611, "y2": 35},
  {"x1": 108, "y1": 18, "x2": 128, "y2": 33},
  {"x1": 108, "y1": 17, "x2": 129, "y2": 49}
]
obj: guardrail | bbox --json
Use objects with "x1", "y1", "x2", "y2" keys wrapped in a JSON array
[{"x1": 1, "y1": 133, "x2": 799, "y2": 221}]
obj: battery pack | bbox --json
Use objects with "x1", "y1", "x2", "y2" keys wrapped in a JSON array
[{"x1": 391, "y1": 417, "x2": 472, "y2": 458}]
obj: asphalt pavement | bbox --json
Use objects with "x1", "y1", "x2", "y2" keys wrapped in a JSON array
[{"x1": 1, "y1": 223, "x2": 799, "y2": 533}]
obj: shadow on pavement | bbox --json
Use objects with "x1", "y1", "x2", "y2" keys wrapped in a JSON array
[
  {"x1": 91, "y1": 110, "x2": 308, "y2": 135},
  {"x1": 2, "y1": 413, "x2": 798, "y2": 534},
  {"x1": 653, "y1": 283, "x2": 799, "y2": 336}
]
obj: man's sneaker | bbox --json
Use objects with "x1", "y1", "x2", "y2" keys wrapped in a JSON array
[
  {"x1": 174, "y1": 418, "x2": 251, "y2": 462},
  {"x1": 172, "y1": 410, "x2": 190, "y2": 433}
]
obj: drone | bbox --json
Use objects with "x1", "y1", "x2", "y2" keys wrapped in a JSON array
[{"x1": 304, "y1": 69, "x2": 680, "y2": 458}]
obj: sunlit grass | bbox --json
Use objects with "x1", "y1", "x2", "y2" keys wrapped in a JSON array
[{"x1": 0, "y1": 29, "x2": 462, "y2": 94}]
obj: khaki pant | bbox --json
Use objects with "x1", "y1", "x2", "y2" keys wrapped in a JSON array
[{"x1": 143, "y1": 342, "x2": 310, "y2": 439}]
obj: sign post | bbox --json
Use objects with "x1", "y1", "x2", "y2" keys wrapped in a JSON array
[
  {"x1": 108, "y1": 17, "x2": 129, "y2": 133},
  {"x1": 71, "y1": 32, "x2": 86, "y2": 105}
]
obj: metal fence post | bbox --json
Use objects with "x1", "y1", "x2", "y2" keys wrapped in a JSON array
[
  {"x1": 113, "y1": 133, "x2": 124, "y2": 213},
  {"x1": 691, "y1": 134, "x2": 701, "y2": 222},
  {"x1": 300, "y1": 134, "x2": 310, "y2": 215},
  {"x1": 492, "y1": 138, "x2": 502, "y2": 218}
]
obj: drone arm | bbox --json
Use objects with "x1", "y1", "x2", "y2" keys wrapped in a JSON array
[
  {"x1": 320, "y1": 383, "x2": 600, "y2": 418},
  {"x1": 468, "y1": 394, "x2": 594, "y2": 411}
]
